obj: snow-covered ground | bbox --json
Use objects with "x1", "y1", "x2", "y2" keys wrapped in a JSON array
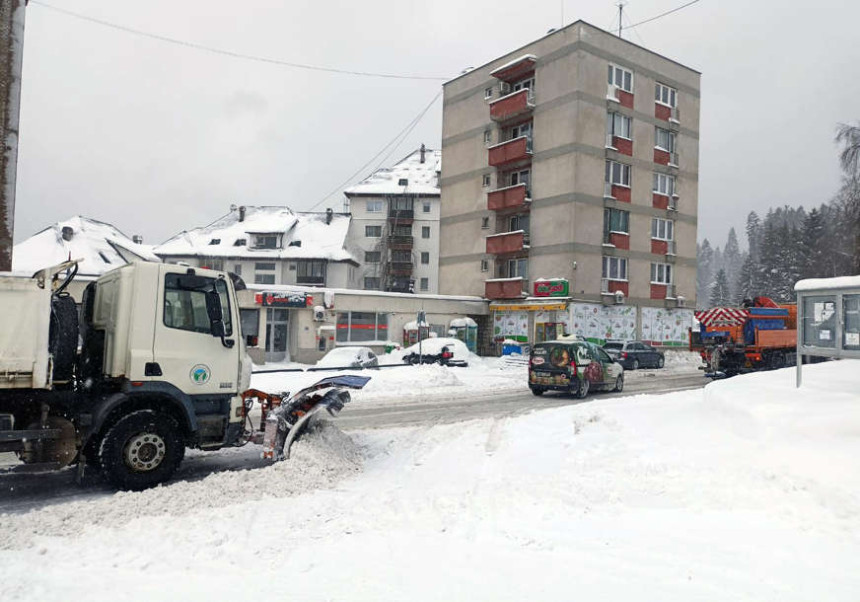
[{"x1": 2, "y1": 360, "x2": 858, "y2": 600}]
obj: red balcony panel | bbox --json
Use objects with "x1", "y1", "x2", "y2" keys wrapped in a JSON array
[
  {"x1": 606, "y1": 281, "x2": 628, "y2": 296},
  {"x1": 486, "y1": 231, "x2": 525, "y2": 255},
  {"x1": 488, "y1": 137, "x2": 531, "y2": 167},
  {"x1": 490, "y1": 89, "x2": 534, "y2": 122},
  {"x1": 652, "y1": 193, "x2": 669, "y2": 210},
  {"x1": 609, "y1": 232, "x2": 630, "y2": 250},
  {"x1": 650, "y1": 283, "x2": 668, "y2": 300},
  {"x1": 617, "y1": 90, "x2": 634, "y2": 109},
  {"x1": 490, "y1": 55, "x2": 536, "y2": 83},
  {"x1": 651, "y1": 239, "x2": 668, "y2": 255},
  {"x1": 654, "y1": 148, "x2": 670, "y2": 165},
  {"x1": 485, "y1": 278, "x2": 525, "y2": 300},
  {"x1": 611, "y1": 185, "x2": 631, "y2": 203},
  {"x1": 613, "y1": 136, "x2": 632, "y2": 156},
  {"x1": 655, "y1": 104, "x2": 672, "y2": 121},
  {"x1": 487, "y1": 184, "x2": 529, "y2": 211}
]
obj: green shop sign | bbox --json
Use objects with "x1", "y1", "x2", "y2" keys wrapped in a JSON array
[{"x1": 533, "y1": 279, "x2": 569, "y2": 297}]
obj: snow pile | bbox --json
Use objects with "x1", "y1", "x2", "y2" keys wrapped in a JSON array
[
  {"x1": 344, "y1": 147, "x2": 440, "y2": 196},
  {"x1": 360, "y1": 363, "x2": 463, "y2": 396},
  {"x1": 0, "y1": 422, "x2": 361, "y2": 551},
  {"x1": 12, "y1": 216, "x2": 159, "y2": 277}
]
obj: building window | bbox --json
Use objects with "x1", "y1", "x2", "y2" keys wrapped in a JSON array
[
  {"x1": 255, "y1": 262, "x2": 276, "y2": 271},
  {"x1": 389, "y1": 195, "x2": 414, "y2": 211},
  {"x1": 484, "y1": 87, "x2": 493, "y2": 99},
  {"x1": 254, "y1": 274, "x2": 275, "y2": 285},
  {"x1": 336, "y1": 311, "x2": 388, "y2": 343},
  {"x1": 422, "y1": 201, "x2": 431, "y2": 213},
  {"x1": 365, "y1": 225, "x2": 382, "y2": 238},
  {"x1": 419, "y1": 277, "x2": 429, "y2": 291},
  {"x1": 655, "y1": 83, "x2": 677, "y2": 107},
  {"x1": 366, "y1": 200, "x2": 383, "y2": 213},
  {"x1": 509, "y1": 213, "x2": 529, "y2": 234},
  {"x1": 605, "y1": 160, "x2": 631, "y2": 187},
  {"x1": 507, "y1": 121, "x2": 532, "y2": 142},
  {"x1": 363, "y1": 277, "x2": 381, "y2": 290},
  {"x1": 208, "y1": 238, "x2": 221, "y2": 246},
  {"x1": 602, "y1": 256, "x2": 628, "y2": 281},
  {"x1": 422, "y1": 226, "x2": 430, "y2": 239},
  {"x1": 420, "y1": 252, "x2": 430, "y2": 264},
  {"x1": 506, "y1": 258, "x2": 528, "y2": 279},
  {"x1": 392, "y1": 224, "x2": 412, "y2": 237},
  {"x1": 234, "y1": 238, "x2": 246, "y2": 247},
  {"x1": 203, "y1": 258, "x2": 224, "y2": 271},
  {"x1": 651, "y1": 263, "x2": 673, "y2": 285},
  {"x1": 651, "y1": 218, "x2": 674, "y2": 241},
  {"x1": 508, "y1": 168, "x2": 530, "y2": 188},
  {"x1": 391, "y1": 250, "x2": 411, "y2": 263},
  {"x1": 512, "y1": 77, "x2": 534, "y2": 93},
  {"x1": 481, "y1": 216, "x2": 490, "y2": 229},
  {"x1": 482, "y1": 174, "x2": 491, "y2": 187},
  {"x1": 481, "y1": 259, "x2": 489, "y2": 272},
  {"x1": 655, "y1": 127, "x2": 676, "y2": 153},
  {"x1": 607, "y1": 112, "x2": 632, "y2": 139},
  {"x1": 608, "y1": 64, "x2": 633, "y2": 93},
  {"x1": 254, "y1": 235, "x2": 279, "y2": 249},
  {"x1": 604, "y1": 208, "x2": 630, "y2": 235},
  {"x1": 233, "y1": 264, "x2": 242, "y2": 276},
  {"x1": 483, "y1": 130, "x2": 492, "y2": 144},
  {"x1": 296, "y1": 259, "x2": 326, "y2": 285},
  {"x1": 365, "y1": 251, "x2": 381, "y2": 263},
  {"x1": 653, "y1": 172, "x2": 676, "y2": 196}
]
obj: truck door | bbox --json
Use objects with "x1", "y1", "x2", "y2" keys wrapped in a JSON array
[{"x1": 153, "y1": 272, "x2": 240, "y2": 397}]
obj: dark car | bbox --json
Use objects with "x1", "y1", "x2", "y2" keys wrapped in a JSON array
[
  {"x1": 529, "y1": 339, "x2": 624, "y2": 398},
  {"x1": 602, "y1": 341, "x2": 665, "y2": 370}
]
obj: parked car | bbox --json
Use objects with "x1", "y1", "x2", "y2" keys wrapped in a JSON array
[
  {"x1": 399, "y1": 337, "x2": 471, "y2": 367},
  {"x1": 315, "y1": 346, "x2": 379, "y2": 370},
  {"x1": 529, "y1": 339, "x2": 624, "y2": 398},
  {"x1": 602, "y1": 341, "x2": 665, "y2": 370}
]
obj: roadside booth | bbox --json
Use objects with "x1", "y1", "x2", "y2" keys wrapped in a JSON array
[
  {"x1": 794, "y1": 276, "x2": 860, "y2": 386},
  {"x1": 449, "y1": 317, "x2": 478, "y2": 352}
]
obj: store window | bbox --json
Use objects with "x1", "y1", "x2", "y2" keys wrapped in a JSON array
[{"x1": 336, "y1": 311, "x2": 389, "y2": 343}]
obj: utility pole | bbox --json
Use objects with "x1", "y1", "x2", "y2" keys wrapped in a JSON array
[{"x1": 0, "y1": 0, "x2": 26, "y2": 272}]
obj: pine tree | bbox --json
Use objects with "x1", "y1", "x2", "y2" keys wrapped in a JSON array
[
  {"x1": 709, "y1": 269, "x2": 732, "y2": 306},
  {"x1": 697, "y1": 239, "x2": 714, "y2": 309},
  {"x1": 734, "y1": 253, "x2": 756, "y2": 305},
  {"x1": 746, "y1": 211, "x2": 762, "y2": 263},
  {"x1": 723, "y1": 227, "x2": 742, "y2": 302},
  {"x1": 800, "y1": 207, "x2": 826, "y2": 278}
]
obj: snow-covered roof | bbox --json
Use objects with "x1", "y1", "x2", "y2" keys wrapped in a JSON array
[
  {"x1": 155, "y1": 206, "x2": 357, "y2": 264},
  {"x1": 12, "y1": 216, "x2": 159, "y2": 277},
  {"x1": 795, "y1": 276, "x2": 860, "y2": 292},
  {"x1": 343, "y1": 147, "x2": 441, "y2": 197}
]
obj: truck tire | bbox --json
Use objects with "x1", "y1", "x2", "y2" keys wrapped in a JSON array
[{"x1": 98, "y1": 410, "x2": 184, "y2": 491}]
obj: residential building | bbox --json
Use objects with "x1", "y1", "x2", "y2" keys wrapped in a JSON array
[
  {"x1": 155, "y1": 206, "x2": 358, "y2": 289},
  {"x1": 344, "y1": 145, "x2": 441, "y2": 294},
  {"x1": 439, "y1": 21, "x2": 699, "y2": 348}
]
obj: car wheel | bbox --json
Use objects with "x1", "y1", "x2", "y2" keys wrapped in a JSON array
[
  {"x1": 613, "y1": 374, "x2": 624, "y2": 392},
  {"x1": 98, "y1": 410, "x2": 184, "y2": 491},
  {"x1": 575, "y1": 377, "x2": 590, "y2": 399},
  {"x1": 657, "y1": 356, "x2": 664, "y2": 369},
  {"x1": 632, "y1": 358, "x2": 639, "y2": 370},
  {"x1": 530, "y1": 387, "x2": 545, "y2": 396}
]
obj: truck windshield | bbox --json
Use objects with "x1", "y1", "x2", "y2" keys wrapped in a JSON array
[{"x1": 164, "y1": 274, "x2": 232, "y2": 336}]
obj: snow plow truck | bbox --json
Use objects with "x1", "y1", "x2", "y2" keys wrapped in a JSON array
[
  {"x1": 693, "y1": 296, "x2": 797, "y2": 377},
  {"x1": 0, "y1": 260, "x2": 367, "y2": 490}
]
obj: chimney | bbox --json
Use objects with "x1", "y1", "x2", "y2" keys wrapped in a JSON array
[
  {"x1": 325, "y1": 207, "x2": 333, "y2": 224},
  {"x1": 420, "y1": 143, "x2": 426, "y2": 164},
  {"x1": 61, "y1": 226, "x2": 74, "y2": 241},
  {"x1": 132, "y1": 235, "x2": 143, "y2": 244},
  {"x1": 238, "y1": 206, "x2": 246, "y2": 222}
]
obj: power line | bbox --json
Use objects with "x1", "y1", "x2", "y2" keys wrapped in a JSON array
[
  {"x1": 307, "y1": 89, "x2": 443, "y2": 211},
  {"x1": 29, "y1": 0, "x2": 450, "y2": 81},
  {"x1": 622, "y1": 0, "x2": 702, "y2": 30}
]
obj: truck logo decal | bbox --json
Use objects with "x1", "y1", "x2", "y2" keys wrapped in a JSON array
[{"x1": 190, "y1": 364, "x2": 211, "y2": 385}]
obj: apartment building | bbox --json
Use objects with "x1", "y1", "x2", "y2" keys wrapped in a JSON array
[
  {"x1": 344, "y1": 145, "x2": 441, "y2": 294},
  {"x1": 439, "y1": 21, "x2": 700, "y2": 347}
]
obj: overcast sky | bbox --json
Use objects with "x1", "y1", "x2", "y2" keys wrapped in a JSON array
[{"x1": 13, "y1": 0, "x2": 860, "y2": 252}]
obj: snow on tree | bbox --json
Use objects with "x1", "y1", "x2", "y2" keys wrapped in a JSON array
[
  {"x1": 733, "y1": 253, "x2": 756, "y2": 305},
  {"x1": 697, "y1": 239, "x2": 714, "y2": 309},
  {"x1": 709, "y1": 269, "x2": 732, "y2": 307},
  {"x1": 723, "y1": 227, "x2": 742, "y2": 302}
]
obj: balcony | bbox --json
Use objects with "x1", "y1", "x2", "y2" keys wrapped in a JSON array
[
  {"x1": 387, "y1": 209, "x2": 414, "y2": 223},
  {"x1": 605, "y1": 132, "x2": 632, "y2": 156},
  {"x1": 601, "y1": 279, "x2": 629, "y2": 297},
  {"x1": 485, "y1": 277, "x2": 526, "y2": 300},
  {"x1": 605, "y1": 182, "x2": 631, "y2": 203},
  {"x1": 486, "y1": 230, "x2": 528, "y2": 255},
  {"x1": 489, "y1": 54, "x2": 536, "y2": 83},
  {"x1": 655, "y1": 104, "x2": 680, "y2": 124},
  {"x1": 389, "y1": 261, "x2": 413, "y2": 276},
  {"x1": 488, "y1": 136, "x2": 532, "y2": 168},
  {"x1": 607, "y1": 84, "x2": 634, "y2": 110},
  {"x1": 490, "y1": 88, "x2": 534, "y2": 122},
  {"x1": 387, "y1": 235, "x2": 413, "y2": 250},
  {"x1": 487, "y1": 183, "x2": 531, "y2": 211},
  {"x1": 604, "y1": 231, "x2": 630, "y2": 250}
]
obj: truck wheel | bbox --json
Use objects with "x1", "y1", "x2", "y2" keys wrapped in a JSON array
[{"x1": 98, "y1": 410, "x2": 184, "y2": 491}]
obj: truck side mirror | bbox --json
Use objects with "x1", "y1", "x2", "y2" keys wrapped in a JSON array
[{"x1": 205, "y1": 290, "x2": 223, "y2": 324}]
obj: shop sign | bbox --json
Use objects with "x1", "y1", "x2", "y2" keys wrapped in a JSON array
[
  {"x1": 490, "y1": 303, "x2": 567, "y2": 312},
  {"x1": 255, "y1": 291, "x2": 313, "y2": 308},
  {"x1": 533, "y1": 279, "x2": 569, "y2": 297}
]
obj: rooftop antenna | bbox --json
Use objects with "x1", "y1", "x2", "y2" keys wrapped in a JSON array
[{"x1": 616, "y1": 1, "x2": 626, "y2": 37}]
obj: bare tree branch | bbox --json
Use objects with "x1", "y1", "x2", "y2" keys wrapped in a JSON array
[{"x1": 836, "y1": 122, "x2": 860, "y2": 175}]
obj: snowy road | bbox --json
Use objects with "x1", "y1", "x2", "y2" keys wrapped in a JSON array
[{"x1": 0, "y1": 370, "x2": 706, "y2": 513}]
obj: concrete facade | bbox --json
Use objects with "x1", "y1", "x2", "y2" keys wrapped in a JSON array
[{"x1": 439, "y1": 21, "x2": 700, "y2": 314}]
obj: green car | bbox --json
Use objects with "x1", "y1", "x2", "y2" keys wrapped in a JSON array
[{"x1": 528, "y1": 339, "x2": 624, "y2": 398}]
